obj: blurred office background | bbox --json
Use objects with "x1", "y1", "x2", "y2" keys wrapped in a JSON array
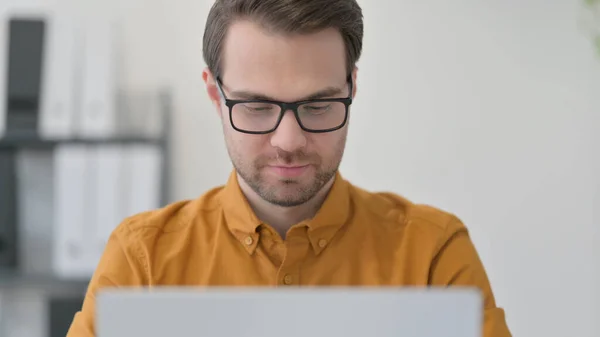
[{"x1": 0, "y1": 0, "x2": 598, "y2": 336}]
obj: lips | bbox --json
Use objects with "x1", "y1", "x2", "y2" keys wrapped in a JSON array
[{"x1": 266, "y1": 165, "x2": 310, "y2": 178}]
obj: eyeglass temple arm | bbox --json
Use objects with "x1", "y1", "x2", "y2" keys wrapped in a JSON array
[{"x1": 215, "y1": 76, "x2": 228, "y2": 102}]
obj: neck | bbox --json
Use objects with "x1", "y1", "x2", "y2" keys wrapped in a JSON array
[{"x1": 238, "y1": 174, "x2": 335, "y2": 238}]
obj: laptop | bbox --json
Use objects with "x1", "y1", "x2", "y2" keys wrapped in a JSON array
[{"x1": 96, "y1": 287, "x2": 482, "y2": 337}]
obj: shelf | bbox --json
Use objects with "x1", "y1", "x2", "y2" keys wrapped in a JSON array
[
  {"x1": 0, "y1": 270, "x2": 89, "y2": 296},
  {"x1": 0, "y1": 134, "x2": 165, "y2": 150}
]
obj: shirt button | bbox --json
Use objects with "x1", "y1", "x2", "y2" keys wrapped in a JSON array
[
  {"x1": 244, "y1": 236, "x2": 254, "y2": 246},
  {"x1": 318, "y1": 239, "x2": 328, "y2": 248},
  {"x1": 283, "y1": 274, "x2": 293, "y2": 285}
]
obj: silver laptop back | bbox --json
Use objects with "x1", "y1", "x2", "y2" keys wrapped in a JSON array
[{"x1": 97, "y1": 287, "x2": 482, "y2": 337}]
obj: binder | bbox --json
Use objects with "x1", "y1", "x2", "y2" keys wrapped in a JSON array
[
  {"x1": 49, "y1": 296, "x2": 85, "y2": 337},
  {"x1": 15, "y1": 149, "x2": 54, "y2": 275},
  {"x1": 77, "y1": 18, "x2": 117, "y2": 138},
  {"x1": 0, "y1": 9, "x2": 8, "y2": 138},
  {"x1": 0, "y1": 0, "x2": 53, "y2": 139},
  {"x1": 53, "y1": 144, "x2": 92, "y2": 279},
  {"x1": 0, "y1": 150, "x2": 17, "y2": 268},
  {"x1": 90, "y1": 144, "x2": 126, "y2": 262},
  {"x1": 52, "y1": 144, "x2": 163, "y2": 279},
  {"x1": 88, "y1": 144, "x2": 163, "y2": 270},
  {"x1": 4, "y1": 17, "x2": 46, "y2": 137},
  {"x1": 39, "y1": 12, "x2": 80, "y2": 139},
  {"x1": 123, "y1": 144, "x2": 162, "y2": 218}
]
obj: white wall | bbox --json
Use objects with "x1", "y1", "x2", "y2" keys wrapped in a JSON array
[
  {"x1": 148, "y1": 1, "x2": 599, "y2": 337},
  {"x1": 344, "y1": 2, "x2": 600, "y2": 337}
]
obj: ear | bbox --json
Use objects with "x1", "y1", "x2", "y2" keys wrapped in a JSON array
[{"x1": 203, "y1": 67, "x2": 222, "y2": 113}]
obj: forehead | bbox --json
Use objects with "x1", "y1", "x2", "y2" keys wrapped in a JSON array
[{"x1": 221, "y1": 20, "x2": 347, "y2": 101}]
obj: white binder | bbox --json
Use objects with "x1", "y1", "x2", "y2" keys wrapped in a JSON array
[
  {"x1": 124, "y1": 144, "x2": 162, "y2": 217},
  {"x1": 77, "y1": 18, "x2": 117, "y2": 138},
  {"x1": 39, "y1": 12, "x2": 80, "y2": 139},
  {"x1": 53, "y1": 144, "x2": 93, "y2": 279},
  {"x1": 52, "y1": 144, "x2": 162, "y2": 279},
  {"x1": 91, "y1": 144, "x2": 126, "y2": 262}
]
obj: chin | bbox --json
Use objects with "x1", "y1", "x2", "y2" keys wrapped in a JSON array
[
  {"x1": 266, "y1": 190, "x2": 315, "y2": 207},
  {"x1": 261, "y1": 180, "x2": 318, "y2": 205}
]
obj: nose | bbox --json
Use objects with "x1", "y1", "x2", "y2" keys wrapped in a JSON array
[{"x1": 270, "y1": 110, "x2": 307, "y2": 152}]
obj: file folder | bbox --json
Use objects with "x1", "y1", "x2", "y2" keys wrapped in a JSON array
[{"x1": 0, "y1": 150, "x2": 18, "y2": 268}]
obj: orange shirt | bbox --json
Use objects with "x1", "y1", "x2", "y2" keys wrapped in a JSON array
[{"x1": 67, "y1": 171, "x2": 511, "y2": 337}]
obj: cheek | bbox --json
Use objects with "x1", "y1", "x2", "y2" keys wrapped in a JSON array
[
  {"x1": 227, "y1": 131, "x2": 269, "y2": 158},
  {"x1": 308, "y1": 132, "x2": 347, "y2": 159}
]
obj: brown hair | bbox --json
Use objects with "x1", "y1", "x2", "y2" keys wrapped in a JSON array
[{"x1": 202, "y1": 0, "x2": 364, "y2": 78}]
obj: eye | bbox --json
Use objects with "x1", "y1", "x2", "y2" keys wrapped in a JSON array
[
  {"x1": 241, "y1": 103, "x2": 277, "y2": 113},
  {"x1": 303, "y1": 103, "x2": 331, "y2": 113}
]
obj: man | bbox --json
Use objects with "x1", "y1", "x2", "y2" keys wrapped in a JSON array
[{"x1": 67, "y1": 0, "x2": 512, "y2": 336}]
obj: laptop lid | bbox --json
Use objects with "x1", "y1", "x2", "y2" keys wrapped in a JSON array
[{"x1": 97, "y1": 287, "x2": 482, "y2": 337}]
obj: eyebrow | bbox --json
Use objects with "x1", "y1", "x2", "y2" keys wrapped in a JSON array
[{"x1": 226, "y1": 85, "x2": 346, "y2": 102}]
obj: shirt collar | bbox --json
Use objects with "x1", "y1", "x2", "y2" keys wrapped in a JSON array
[{"x1": 219, "y1": 170, "x2": 351, "y2": 255}]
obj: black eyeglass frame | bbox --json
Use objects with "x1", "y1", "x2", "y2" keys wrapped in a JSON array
[{"x1": 215, "y1": 75, "x2": 353, "y2": 134}]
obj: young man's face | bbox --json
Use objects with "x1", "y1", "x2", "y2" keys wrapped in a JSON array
[{"x1": 204, "y1": 20, "x2": 356, "y2": 207}]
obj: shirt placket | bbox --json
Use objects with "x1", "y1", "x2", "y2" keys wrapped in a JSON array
[{"x1": 276, "y1": 227, "x2": 310, "y2": 286}]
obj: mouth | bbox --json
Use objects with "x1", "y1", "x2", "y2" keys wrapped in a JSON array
[{"x1": 266, "y1": 164, "x2": 311, "y2": 178}]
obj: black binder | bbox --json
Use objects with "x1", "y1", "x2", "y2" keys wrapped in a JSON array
[
  {"x1": 49, "y1": 296, "x2": 85, "y2": 337},
  {"x1": 5, "y1": 18, "x2": 46, "y2": 137},
  {"x1": 0, "y1": 149, "x2": 18, "y2": 268}
]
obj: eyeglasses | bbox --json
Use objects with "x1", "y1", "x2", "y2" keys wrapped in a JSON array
[{"x1": 215, "y1": 76, "x2": 353, "y2": 134}]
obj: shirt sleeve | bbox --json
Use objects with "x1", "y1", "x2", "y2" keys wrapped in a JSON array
[
  {"x1": 66, "y1": 224, "x2": 148, "y2": 337},
  {"x1": 428, "y1": 218, "x2": 512, "y2": 337}
]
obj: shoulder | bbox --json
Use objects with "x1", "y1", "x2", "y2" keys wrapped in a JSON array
[
  {"x1": 347, "y1": 181, "x2": 468, "y2": 247},
  {"x1": 112, "y1": 184, "x2": 226, "y2": 246}
]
